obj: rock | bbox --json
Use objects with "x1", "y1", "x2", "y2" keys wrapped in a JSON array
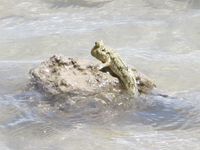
[
  {"x1": 29, "y1": 55, "x2": 121, "y2": 95},
  {"x1": 29, "y1": 55, "x2": 155, "y2": 96},
  {"x1": 133, "y1": 69, "x2": 156, "y2": 94}
]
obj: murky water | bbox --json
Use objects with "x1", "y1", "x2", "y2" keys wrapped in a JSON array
[{"x1": 0, "y1": 0, "x2": 200, "y2": 149}]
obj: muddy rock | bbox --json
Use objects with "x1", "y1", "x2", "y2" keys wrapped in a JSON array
[
  {"x1": 29, "y1": 55, "x2": 121, "y2": 95},
  {"x1": 29, "y1": 55, "x2": 155, "y2": 96}
]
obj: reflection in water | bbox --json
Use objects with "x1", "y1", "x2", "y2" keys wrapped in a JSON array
[
  {"x1": 1, "y1": 89, "x2": 200, "y2": 150},
  {"x1": 3, "y1": 89, "x2": 200, "y2": 130}
]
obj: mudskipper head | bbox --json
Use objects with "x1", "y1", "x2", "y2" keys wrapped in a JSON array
[{"x1": 91, "y1": 40, "x2": 110, "y2": 63}]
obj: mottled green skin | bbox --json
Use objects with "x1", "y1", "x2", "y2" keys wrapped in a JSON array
[{"x1": 91, "y1": 41, "x2": 138, "y2": 96}]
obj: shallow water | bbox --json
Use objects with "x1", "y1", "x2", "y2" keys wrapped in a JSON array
[{"x1": 0, "y1": 0, "x2": 200, "y2": 149}]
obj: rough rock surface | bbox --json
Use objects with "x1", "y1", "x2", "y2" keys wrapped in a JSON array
[
  {"x1": 29, "y1": 55, "x2": 155, "y2": 95},
  {"x1": 29, "y1": 55, "x2": 121, "y2": 95}
]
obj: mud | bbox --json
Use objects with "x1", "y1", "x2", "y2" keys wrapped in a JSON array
[{"x1": 29, "y1": 55, "x2": 155, "y2": 96}]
